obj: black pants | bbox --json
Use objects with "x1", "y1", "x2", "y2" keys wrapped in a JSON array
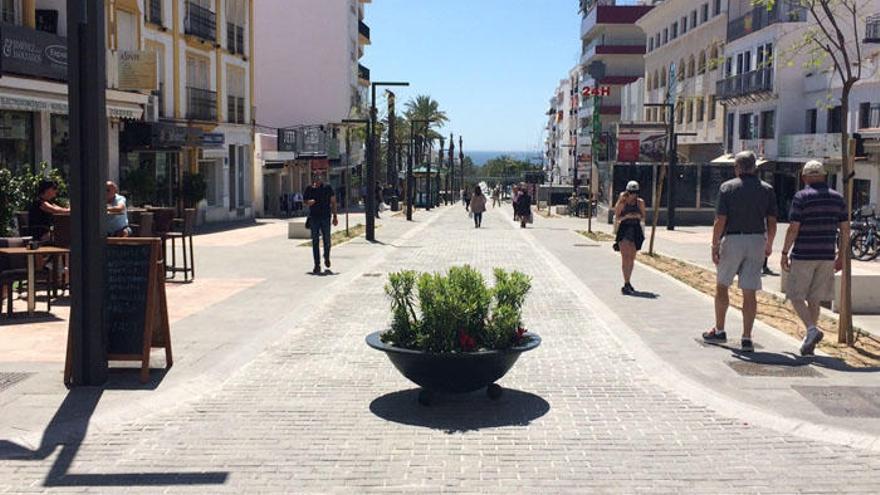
[
  {"x1": 310, "y1": 217, "x2": 331, "y2": 267},
  {"x1": 473, "y1": 212, "x2": 483, "y2": 228}
]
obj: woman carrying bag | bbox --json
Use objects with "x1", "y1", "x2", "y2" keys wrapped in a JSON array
[
  {"x1": 469, "y1": 185, "x2": 487, "y2": 228},
  {"x1": 613, "y1": 181, "x2": 646, "y2": 295}
]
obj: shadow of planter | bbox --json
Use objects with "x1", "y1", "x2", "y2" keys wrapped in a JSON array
[{"x1": 369, "y1": 388, "x2": 550, "y2": 433}]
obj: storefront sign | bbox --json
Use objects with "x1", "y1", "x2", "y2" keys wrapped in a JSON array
[
  {"x1": 778, "y1": 133, "x2": 843, "y2": 161},
  {"x1": 278, "y1": 126, "x2": 337, "y2": 158},
  {"x1": 0, "y1": 94, "x2": 142, "y2": 119},
  {"x1": 617, "y1": 123, "x2": 668, "y2": 163},
  {"x1": 122, "y1": 122, "x2": 203, "y2": 150},
  {"x1": 201, "y1": 132, "x2": 225, "y2": 147},
  {"x1": 0, "y1": 24, "x2": 67, "y2": 81},
  {"x1": 582, "y1": 86, "x2": 611, "y2": 97},
  {"x1": 117, "y1": 50, "x2": 157, "y2": 91}
]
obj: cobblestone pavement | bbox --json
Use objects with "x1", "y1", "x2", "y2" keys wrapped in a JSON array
[{"x1": 3, "y1": 206, "x2": 880, "y2": 493}]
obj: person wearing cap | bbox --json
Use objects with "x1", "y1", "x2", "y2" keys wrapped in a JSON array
[
  {"x1": 614, "y1": 180, "x2": 646, "y2": 295},
  {"x1": 780, "y1": 160, "x2": 848, "y2": 356},
  {"x1": 703, "y1": 151, "x2": 777, "y2": 352}
]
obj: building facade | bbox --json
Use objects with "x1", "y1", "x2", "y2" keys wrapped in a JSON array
[
  {"x1": 638, "y1": 0, "x2": 726, "y2": 163},
  {"x1": 254, "y1": 0, "x2": 371, "y2": 217}
]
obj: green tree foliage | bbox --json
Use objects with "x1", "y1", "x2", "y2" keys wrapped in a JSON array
[
  {"x1": 0, "y1": 163, "x2": 68, "y2": 235},
  {"x1": 481, "y1": 155, "x2": 540, "y2": 180}
]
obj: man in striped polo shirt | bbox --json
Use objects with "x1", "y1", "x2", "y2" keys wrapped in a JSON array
[{"x1": 781, "y1": 160, "x2": 849, "y2": 356}]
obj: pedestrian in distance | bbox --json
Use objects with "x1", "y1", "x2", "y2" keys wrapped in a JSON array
[
  {"x1": 470, "y1": 185, "x2": 487, "y2": 228},
  {"x1": 512, "y1": 184, "x2": 521, "y2": 221},
  {"x1": 780, "y1": 160, "x2": 849, "y2": 356},
  {"x1": 514, "y1": 183, "x2": 532, "y2": 229},
  {"x1": 703, "y1": 151, "x2": 778, "y2": 353},
  {"x1": 463, "y1": 187, "x2": 471, "y2": 212},
  {"x1": 491, "y1": 186, "x2": 501, "y2": 208},
  {"x1": 304, "y1": 171, "x2": 338, "y2": 275},
  {"x1": 613, "y1": 181, "x2": 646, "y2": 295},
  {"x1": 374, "y1": 182, "x2": 383, "y2": 219}
]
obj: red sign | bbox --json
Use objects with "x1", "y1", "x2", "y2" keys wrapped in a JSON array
[
  {"x1": 582, "y1": 86, "x2": 611, "y2": 97},
  {"x1": 310, "y1": 159, "x2": 329, "y2": 172},
  {"x1": 618, "y1": 138, "x2": 640, "y2": 162}
]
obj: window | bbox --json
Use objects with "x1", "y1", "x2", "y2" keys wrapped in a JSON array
[
  {"x1": 691, "y1": 10, "x2": 698, "y2": 28},
  {"x1": 186, "y1": 54, "x2": 210, "y2": 89},
  {"x1": 116, "y1": 9, "x2": 138, "y2": 51},
  {"x1": 739, "y1": 112, "x2": 753, "y2": 139},
  {"x1": 702, "y1": 3, "x2": 709, "y2": 23},
  {"x1": 226, "y1": 0, "x2": 247, "y2": 55},
  {"x1": 709, "y1": 95, "x2": 717, "y2": 120},
  {"x1": 50, "y1": 115, "x2": 69, "y2": 177},
  {"x1": 186, "y1": 54, "x2": 215, "y2": 121},
  {"x1": 0, "y1": 0, "x2": 19, "y2": 24},
  {"x1": 828, "y1": 105, "x2": 842, "y2": 133},
  {"x1": 687, "y1": 56, "x2": 695, "y2": 78},
  {"x1": 713, "y1": 0, "x2": 722, "y2": 16},
  {"x1": 757, "y1": 43, "x2": 774, "y2": 69},
  {"x1": 682, "y1": 16, "x2": 688, "y2": 34},
  {"x1": 655, "y1": 33, "x2": 661, "y2": 48},
  {"x1": 760, "y1": 110, "x2": 775, "y2": 139},
  {"x1": 653, "y1": 70, "x2": 659, "y2": 90},
  {"x1": 709, "y1": 45, "x2": 720, "y2": 70},
  {"x1": 698, "y1": 51, "x2": 707, "y2": 74},
  {"x1": 227, "y1": 65, "x2": 246, "y2": 124},
  {"x1": 806, "y1": 108, "x2": 817, "y2": 133},
  {"x1": 672, "y1": 22, "x2": 678, "y2": 39},
  {"x1": 0, "y1": 110, "x2": 35, "y2": 174},
  {"x1": 677, "y1": 102, "x2": 685, "y2": 124},
  {"x1": 725, "y1": 56, "x2": 733, "y2": 77},
  {"x1": 859, "y1": 102, "x2": 871, "y2": 129},
  {"x1": 697, "y1": 98, "x2": 705, "y2": 122},
  {"x1": 663, "y1": 28, "x2": 668, "y2": 44},
  {"x1": 687, "y1": 100, "x2": 694, "y2": 123},
  {"x1": 146, "y1": 0, "x2": 162, "y2": 25},
  {"x1": 147, "y1": 42, "x2": 166, "y2": 117},
  {"x1": 677, "y1": 59, "x2": 685, "y2": 81},
  {"x1": 660, "y1": 67, "x2": 667, "y2": 87},
  {"x1": 648, "y1": 37, "x2": 654, "y2": 52}
]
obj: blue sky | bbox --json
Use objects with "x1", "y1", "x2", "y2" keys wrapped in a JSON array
[{"x1": 362, "y1": 0, "x2": 582, "y2": 153}]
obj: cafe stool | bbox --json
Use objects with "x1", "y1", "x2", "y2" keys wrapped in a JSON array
[
  {"x1": 166, "y1": 208, "x2": 196, "y2": 282},
  {"x1": 148, "y1": 207, "x2": 176, "y2": 279},
  {"x1": 0, "y1": 238, "x2": 50, "y2": 317}
]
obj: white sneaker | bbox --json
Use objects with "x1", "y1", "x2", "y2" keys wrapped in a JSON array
[{"x1": 800, "y1": 327, "x2": 824, "y2": 356}]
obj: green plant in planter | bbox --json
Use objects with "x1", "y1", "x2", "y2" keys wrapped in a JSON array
[
  {"x1": 182, "y1": 172, "x2": 208, "y2": 208},
  {"x1": 382, "y1": 265, "x2": 532, "y2": 353}
]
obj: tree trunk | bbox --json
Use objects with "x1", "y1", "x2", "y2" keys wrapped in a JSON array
[{"x1": 838, "y1": 92, "x2": 854, "y2": 345}]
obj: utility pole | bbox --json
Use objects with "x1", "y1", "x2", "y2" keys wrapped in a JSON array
[
  {"x1": 368, "y1": 81, "x2": 409, "y2": 241},
  {"x1": 459, "y1": 136, "x2": 464, "y2": 194},
  {"x1": 66, "y1": 0, "x2": 109, "y2": 386},
  {"x1": 448, "y1": 133, "x2": 455, "y2": 202}
]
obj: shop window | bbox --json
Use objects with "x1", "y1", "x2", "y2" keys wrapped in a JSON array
[
  {"x1": 760, "y1": 110, "x2": 775, "y2": 139},
  {"x1": 199, "y1": 159, "x2": 221, "y2": 206},
  {"x1": 50, "y1": 115, "x2": 69, "y2": 178},
  {"x1": 1, "y1": 0, "x2": 20, "y2": 24},
  {"x1": 806, "y1": 108, "x2": 817, "y2": 133},
  {"x1": 0, "y1": 111, "x2": 35, "y2": 174}
]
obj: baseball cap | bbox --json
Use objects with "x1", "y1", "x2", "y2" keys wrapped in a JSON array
[
  {"x1": 802, "y1": 160, "x2": 827, "y2": 177},
  {"x1": 626, "y1": 181, "x2": 640, "y2": 192}
]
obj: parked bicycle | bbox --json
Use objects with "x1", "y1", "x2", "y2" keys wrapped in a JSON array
[{"x1": 850, "y1": 205, "x2": 880, "y2": 261}]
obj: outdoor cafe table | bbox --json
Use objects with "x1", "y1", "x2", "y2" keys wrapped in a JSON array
[{"x1": 0, "y1": 246, "x2": 70, "y2": 316}]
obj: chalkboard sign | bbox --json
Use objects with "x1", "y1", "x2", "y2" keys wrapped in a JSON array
[
  {"x1": 105, "y1": 243, "x2": 153, "y2": 355},
  {"x1": 104, "y1": 238, "x2": 172, "y2": 383}
]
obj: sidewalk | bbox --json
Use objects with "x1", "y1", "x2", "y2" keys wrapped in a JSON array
[
  {"x1": 550, "y1": 209, "x2": 880, "y2": 337},
  {"x1": 0, "y1": 209, "x2": 428, "y2": 452},
  {"x1": 526, "y1": 210, "x2": 880, "y2": 442}
]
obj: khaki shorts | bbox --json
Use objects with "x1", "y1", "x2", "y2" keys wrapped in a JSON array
[
  {"x1": 717, "y1": 234, "x2": 765, "y2": 291},
  {"x1": 786, "y1": 259, "x2": 835, "y2": 302}
]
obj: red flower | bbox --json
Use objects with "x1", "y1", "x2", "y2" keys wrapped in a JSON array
[
  {"x1": 458, "y1": 329, "x2": 477, "y2": 352},
  {"x1": 515, "y1": 327, "x2": 528, "y2": 344}
]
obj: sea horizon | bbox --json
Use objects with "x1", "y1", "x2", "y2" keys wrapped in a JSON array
[{"x1": 466, "y1": 150, "x2": 543, "y2": 167}]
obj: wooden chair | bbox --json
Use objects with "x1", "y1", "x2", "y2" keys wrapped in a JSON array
[
  {"x1": 15, "y1": 211, "x2": 28, "y2": 237},
  {"x1": 129, "y1": 210, "x2": 154, "y2": 237},
  {"x1": 166, "y1": 208, "x2": 196, "y2": 282}
]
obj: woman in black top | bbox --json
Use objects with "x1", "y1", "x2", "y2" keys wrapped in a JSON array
[
  {"x1": 514, "y1": 184, "x2": 532, "y2": 229},
  {"x1": 614, "y1": 181, "x2": 646, "y2": 295},
  {"x1": 27, "y1": 180, "x2": 69, "y2": 241}
]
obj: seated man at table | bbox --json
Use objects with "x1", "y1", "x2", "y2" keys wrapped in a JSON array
[
  {"x1": 106, "y1": 181, "x2": 131, "y2": 237},
  {"x1": 28, "y1": 180, "x2": 70, "y2": 241}
]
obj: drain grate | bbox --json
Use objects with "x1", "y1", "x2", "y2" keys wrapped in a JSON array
[
  {"x1": 0, "y1": 372, "x2": 34, "y2": 393},
  {"x1": 793, "y1": 386, "x2": 880, "y2": 418},
  {"x1": 727, "y1": 361, "x2": 823, "y2": 378}
]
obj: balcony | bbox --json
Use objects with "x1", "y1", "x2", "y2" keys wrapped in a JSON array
[
  {"x1": 227, "y1": 23, "x2": 245, "y2": 55},
  {"x1": 146, "y1": 0, "x2": 163, "y2": 26},
  {"x1": 186, "y1": 87, "x2": 217, "y2": 121},
  {"x1": 581, "y1": 38, "x2": 645, "y2": 64},
  {"x1": 716, "y1": 67, "x2": 774, "y2": 100},
  {"x1": 185, "y1": 1, "x2": 216, "y2": 42},
  {"x1": 778, "y1": 134, "x2": 842, "y2": 161},
  {"x1": 227, "y1": 95, "x2": 246, "y2": 124},
  {"x1": 358, "y1": 63, "x2": 370, "y2": 86},
  {"x1": 581, "y1": 4, "x2": 653, "y2": 40},
  {"x1": 866, "y1": 15, "x2": 880, "y2": 43},
  {"x1": 358, "y1": 20, "x2": 371, "y2": 44},
  {"x1": 727, "y1": 4, "x2": 806, "y2": 43}
]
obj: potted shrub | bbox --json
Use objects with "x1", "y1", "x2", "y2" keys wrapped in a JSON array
[{"x1": 367, "y1": 265, "x2": 541, "y2": 405}]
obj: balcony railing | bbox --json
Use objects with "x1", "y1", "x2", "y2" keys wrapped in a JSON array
[
  {"x1": 146, "y1": 0, "x2": 162, "y2": 26},
  {"x1": 185, "y1": 1, "x2": 216, "y2": 42},
  {"x1": 727, "y1": 4, "x2": 806, "y2": 42},
  {"x1": 227, "y1": 23, "x2": 245, "y2": 54},
  {"x1": 358, "y1": 20, "x2": 370, "y2": 41},
  {"x1": 187, "y1": 87, "x2": 217, "y2": 121},
  {"x1": 227, "y1": 95, "x2": 246, "y2": 124},
  {"x1": 716, "y1": 67, "x2": 774, "y2": 99},
  {"x1": 358, "y1": 63, "x2": 370, "y2": 82},
  {"x1": 866, "y1": 15, "x2": 880, "y2": 43}
]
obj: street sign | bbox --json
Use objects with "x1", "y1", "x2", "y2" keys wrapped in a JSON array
[{"x1": 582, "y1": 86, "x2": 611, "y2": 97}]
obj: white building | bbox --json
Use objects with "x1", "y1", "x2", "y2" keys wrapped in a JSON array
[
  {"x1": 254, "y1": 0, "x2": 370, "y2": 216},
  {"x1": 638, "y1": 0, "x2": 726, "y2": 162}
]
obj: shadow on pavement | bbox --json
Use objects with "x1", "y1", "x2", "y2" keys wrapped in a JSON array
[
  {"x1": 0, "y1": 376, "x2": 228, "y2": 487},
  {"x1": 625, "y1": 290, "x2": 660, "y2": 299},
  {"x1": 731, "y1": 350, "x2": 880, "y2": 373},
  {"x1": 369, "y1": 388, "x2": 550, "y2": 434}
]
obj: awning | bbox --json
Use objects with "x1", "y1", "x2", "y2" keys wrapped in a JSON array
[
  {"x1": 201, "y1": 147, "x2": 228, "y2": 159},
  {"x1": 260, "y1": 151, "x2": 297, "y2": 161},
  {"x1": 710, "y1": 153, "x2": 770, "y2": 166},
  {"x1": 0, "y1": 81, "x2": 147, "y2": 120}
]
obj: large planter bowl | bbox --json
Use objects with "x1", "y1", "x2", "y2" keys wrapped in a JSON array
[{"x1": 366, "y1": 331, "x2": 541, "y2": 404}]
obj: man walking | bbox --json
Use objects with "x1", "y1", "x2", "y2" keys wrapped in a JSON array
[
  {"x1": 304, "y1": 171, "x2": 338, "y2": 275},
  {"x1": 781, "y1": 160, "x2": 848, "y2": 356},
  {"x1": 703, "y1": 151, "x2": 778, "y2": 352}
]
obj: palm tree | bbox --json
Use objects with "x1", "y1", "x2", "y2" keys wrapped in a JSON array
[{"x1": 404, "y1": 95, "x2": 448, "y2": 132}]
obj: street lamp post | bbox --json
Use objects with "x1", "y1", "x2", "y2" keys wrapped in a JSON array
[
  {"x1": 438, "y1": 136, "x2": 445, "y2": 207},
  {"x1": 459, "y1": 136, "x2": 464, "y2": 196},
  {"x1": 369, "y1": 81, "x2": 409, "y2": 241},
  {"x1": 448, "y1": 134, "x2": 455, "y2": 202}
]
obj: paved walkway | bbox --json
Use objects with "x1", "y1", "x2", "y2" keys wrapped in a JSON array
[{"x1": 1, "y1": 206, "x2": 880, "y2": 492}]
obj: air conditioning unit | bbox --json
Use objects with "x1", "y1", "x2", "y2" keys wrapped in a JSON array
[{"x1": 145, "y1": 94, "x2": 159, "y2": 122}]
